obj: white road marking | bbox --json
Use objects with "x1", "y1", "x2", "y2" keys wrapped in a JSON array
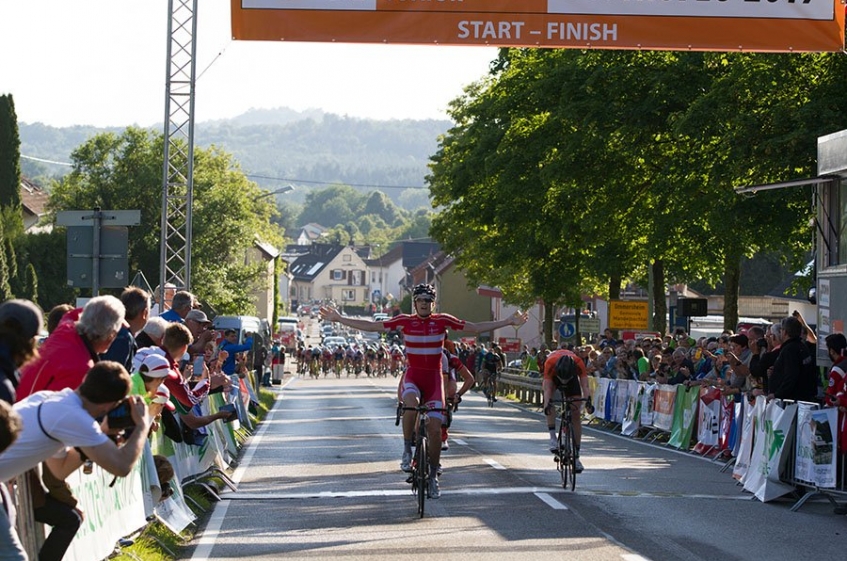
[
  {"x1": 223, "y1": 487, "x2": 752, "y2": 501},
  {"x1": 621, "y1": 555, "x2": 652, "y2": 561},
  {"x1": 484, "y1": 458, "x2": 506, "y2": 470},
  {"x1": 534, "y1": 492, "x2": 569, "y2": 510},
  {"x1": 191, "y1": 388, "x2": 288, "y2": 561},
  {"x1": 451, "y1": 438, "x2": 468, "y2": 446}
]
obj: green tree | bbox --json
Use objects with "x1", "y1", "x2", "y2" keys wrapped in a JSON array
[
  {"x1": 21, "y1": 262, "x2": 38, "y2": 302},
  {"x1": 0, "y1": 94, "x2": 23, "y2": 234},
  {"x1": 14, "y1": 230, "x2": 77, "y2": 310},
  {"x1": 298, "y1": 184, "x2": 362, "y2": 227},
  {"x1": 47, "y1": 127, "x2": 283, "y2": 312},
  {"x1": 0, "y1": 225, "x2": 12, "y2": 300}
]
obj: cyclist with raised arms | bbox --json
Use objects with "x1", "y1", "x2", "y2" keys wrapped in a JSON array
[
  {"x1": 542, "y1": 348, "x2": 593, "y2": 473},
  {"x1": 320, "y1": 283, "x2": 527, "y2": 499}
]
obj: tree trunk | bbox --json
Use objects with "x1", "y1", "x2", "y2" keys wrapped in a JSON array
[
  {"x1": 608, "y1": 272, "x2": 622, "y2": 337},
  {"x1": 543, "y1": 300, "x2": 555, "y2": 349},
  {"x1": 652, "y1": 260, "x2": 667, "y2": 335},
  {"x1": 723, "y1": 256, "x2": 741, "y2": 332}
]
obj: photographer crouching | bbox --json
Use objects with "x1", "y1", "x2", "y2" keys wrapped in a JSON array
[{"x1": 0, "y1": 361, "x2": 150, "y2": 560}]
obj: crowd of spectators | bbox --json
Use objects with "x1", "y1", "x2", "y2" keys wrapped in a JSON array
[
  {"x1": 535, "y1": 316, "x2": 824, "y2": 406},
  {"x1": 0, "y1": 286, "x2": 264, "y2": 560}
]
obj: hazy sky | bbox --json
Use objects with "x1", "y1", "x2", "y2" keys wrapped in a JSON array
[{"x1": 0, "y1": 1, "x2": 499, "y2": 128}]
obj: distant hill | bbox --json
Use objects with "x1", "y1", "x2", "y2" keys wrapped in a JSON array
[{"x1": 18, "y1": 108, "x2": 452, "y2": 210}]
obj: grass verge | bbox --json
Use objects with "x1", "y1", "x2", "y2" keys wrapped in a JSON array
[{"x1": 110, "y1": 386, "x2": 277, "y2": 560}]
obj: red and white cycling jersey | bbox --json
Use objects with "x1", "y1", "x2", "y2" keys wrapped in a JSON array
[{"x1": 383, "y1": 313, "x2": 466, "y2": 373}]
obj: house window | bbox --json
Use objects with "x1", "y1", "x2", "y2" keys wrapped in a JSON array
[
  {"x1": 342, "y1": 289, "x2": 356, "y2": 301},
  {"x1": 351, "y1": 270, "x2": 362, "y2": 286},
  {"x1": 343, "y1": 254, "x2": 351, "y2": 262},
  {"x1": 332, "y1": 270, "x2": 344, "y2": 281},
  {"x1": 371, "y1": 271, "x2": 376, "y2": 283}
]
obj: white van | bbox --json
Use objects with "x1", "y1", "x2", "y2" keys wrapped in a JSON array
[
  {"x1": 276, "y1": 316, "x2": 300, "y2": 352},
  {"x1": 213, "y1": 315, "x2": 267, "y2": 345}
]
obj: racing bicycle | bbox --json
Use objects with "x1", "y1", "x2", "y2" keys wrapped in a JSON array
[
  {"x1": 395, "y1": 402, "x2": 447, "y2": 517},
  {"x1": 551, "y1": 396, "x2": 590, "y2": 491}
]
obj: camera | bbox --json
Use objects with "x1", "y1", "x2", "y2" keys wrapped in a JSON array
[{"x1": 107, "y1": 400, "x2": 136, "y2": 430}]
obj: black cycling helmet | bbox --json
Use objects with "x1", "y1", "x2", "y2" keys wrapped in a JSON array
[
  {"x1": 412, "y1": 283, "x2": 436, "y2": 301},
  {"x1": 553, "y1": 354, "x2": 576, "y2": 386}
]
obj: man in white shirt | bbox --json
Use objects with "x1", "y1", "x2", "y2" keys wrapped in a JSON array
[{"x1": 0, "y1": 361, "x2": 149, "y2": 560}]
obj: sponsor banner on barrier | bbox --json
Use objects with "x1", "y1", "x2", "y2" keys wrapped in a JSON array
[
  {"x1": 65, "y1": 461, "x2": 147, "y2": 561},
  {"x1": 639, "y1": 383, "x2": 656, "y2": 427},
  {"x1": 156, "y1": 481, "x2": 197, "y2": 535},
  {"x1": 693, "y1": 386, "x2": 722, "y2": 454},
  {"x1": 604, "y1": 380, "x2": 617, "y2": 422},
  {"x1": 612, "y1": 380, "x2": 633, "y2": 424},
  {"x1": 737, "y1": 396, "x2": 765, "y2": 483},
  {"x1": 594, "y1": 377, "x2": 611, "y2": 421},
  {"x1": 622, "y1": 382, "x2": 643, "y2": 436},
  {"x1": 720, "y1": 396, "x2": 736, "y2": 454},
  {"x1": 795, "y1": 404, "x2": 838, "y2": 488},
  {"x1": 728, "y1": 399, "x2": 744, "y2": 457},
  {"x1": 651, "y1": 385, "x2": 675, "y2": 432},
  {"x1": 668, "y1": 385, "x2": 699, "y2": 449},
  {"x1": 744, "y1": 400, "x2": 798, "y2": 502}
]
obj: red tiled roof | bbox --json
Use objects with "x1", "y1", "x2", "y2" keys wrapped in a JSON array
[{"x1": 20, "y1": 177, "x2": 48, "y2": 218}]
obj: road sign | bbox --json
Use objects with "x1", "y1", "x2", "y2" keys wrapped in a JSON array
[
  {"x1": 609, "y1": 300, "x2": 650, "y2": 330},
  {"x1": 231, "y1": 0, "x2": 844, "y2": 52},
  {"x1": 579, "y1": 318, "x2": 601, "y2": 333},
  {"x1": 57, "y1": 210, "x2": 141, "y2": 226},
  {"x1": 558, "y1": 322, "x2": 576, "y2": 339},
  {"x1": 58, "y1": 209, "x2": 140, "y2": 294}
]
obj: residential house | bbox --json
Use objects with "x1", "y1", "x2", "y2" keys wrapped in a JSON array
[
  {"x1": 20, "y1": 177, "x2": 50, "y2": 232},
  {"x1": 364, "y1": 243, "x2": 405, "y2": 308},
  {"x1": 245, "y1": 239, "x2": 280, "y2": 322},
  {"x1": 398, "y1": 240, "x2": 441, "y2": 295},
  {"x1": 288, "y1": 243, "x2": 371, "y2": 310},
  {"x1": 295, "y1": 223, "x2": 327, "y2": 246}
]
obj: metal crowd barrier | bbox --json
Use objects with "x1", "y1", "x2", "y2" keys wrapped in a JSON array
[{"x1": 488, "y1": 367, "x2": 847, "y2": 513}]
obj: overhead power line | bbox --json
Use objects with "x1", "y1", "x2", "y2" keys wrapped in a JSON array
[
  {"x1": 19, "y1": 154, "x2": 429, "y2": 191},
  {"x1": 244, "y1": 174, "x2": 429, "y2": 191},
  {"x1": 20, "y1": 154, "x2": 73, "y2": 167}
]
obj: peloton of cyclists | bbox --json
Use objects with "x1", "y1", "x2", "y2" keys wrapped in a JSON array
[{"x1": 320, "y1": 283, "x2": 527, "y2": 499}]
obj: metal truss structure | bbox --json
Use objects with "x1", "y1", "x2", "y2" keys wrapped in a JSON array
[{"x1": 159, "y1": 0, "x2": 198, "y2": 300}]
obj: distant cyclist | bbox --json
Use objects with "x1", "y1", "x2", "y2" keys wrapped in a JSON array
[
  {"x1": 542, "y1": 348, "x2": 592, "y2": 473},
  {"x1": 320, "y1": 283, "x2": 527, "y2": 499},
  {"x1": 480, "y1": 344, "x2": 503, "y2": 402}
]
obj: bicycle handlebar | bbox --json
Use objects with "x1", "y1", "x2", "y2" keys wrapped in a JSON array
[{"x1": 394, "y1": 403, "x2": 448, "y2": 426}]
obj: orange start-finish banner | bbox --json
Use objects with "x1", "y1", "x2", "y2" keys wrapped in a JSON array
[{"x1": 231, "y1": 0, "x2": 845, "y2": 53}]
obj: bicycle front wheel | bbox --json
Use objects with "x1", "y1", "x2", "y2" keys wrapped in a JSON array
[
  {"x1": 558, "y1": 423, "x2": 574, "y2": 490},
  {"x1": 416, "y1": 436, "x2": 428, "y2": 517}
]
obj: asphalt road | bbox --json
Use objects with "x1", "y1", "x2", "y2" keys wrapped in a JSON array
[{"x1": 183, "y1": 372, "x2": 847, "y2": 561}]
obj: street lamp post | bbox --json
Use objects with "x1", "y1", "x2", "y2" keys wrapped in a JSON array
[{"x1": 253, "y1": 184, "x2": 295, "y2": 201}]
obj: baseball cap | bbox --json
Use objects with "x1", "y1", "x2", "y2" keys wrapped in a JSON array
[
  {"x1": 185, "y1": 309, "x2": 212, "y2": 324},
  {"x1": 152, "y1": 384, "x2": 175, "y2": 411},
  {"x1": 140, "y1": 353, "x2": 172, "y2": 378},
  {"x1": 0, "y1": 299, "x2": 44, "y2": 340},
  {"x1": 132, "y1": 346, "x2": 167, "y2": 373}
]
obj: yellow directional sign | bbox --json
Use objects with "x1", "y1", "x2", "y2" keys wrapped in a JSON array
[{"x1": 609, "y1": 300, "x2": 649, "y2": 330}]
